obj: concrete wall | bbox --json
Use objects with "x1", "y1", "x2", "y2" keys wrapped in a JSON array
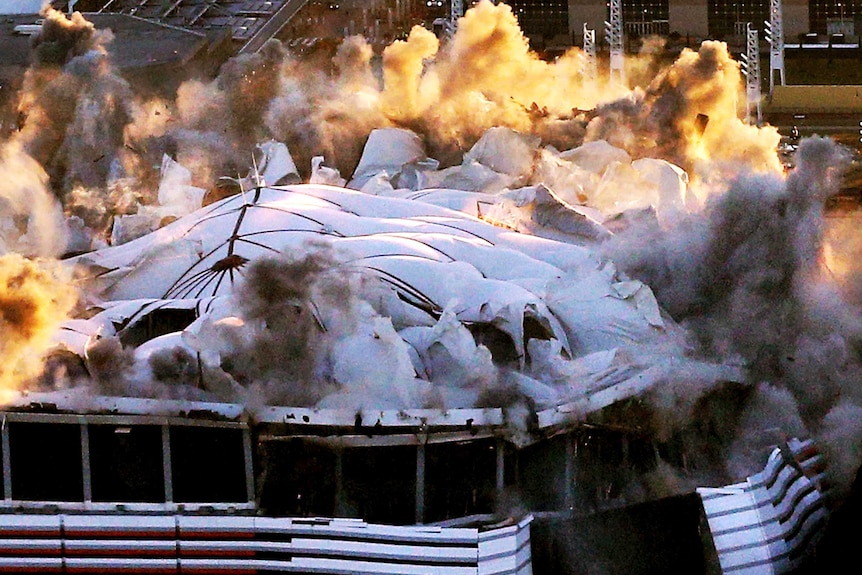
[
  {"x1": 769, "y1": 85, "x2": 862, "y2": 111},
  {"x1": 669, "y1": 0, "x2": 709, "y2": 39}
]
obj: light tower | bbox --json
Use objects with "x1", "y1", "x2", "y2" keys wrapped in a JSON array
[
  {"x1": 451, "y1": 0, "x2": 464, "y2": 22},
  {"x1": 764, "y1": 0, "x2": 786, "y2": 94},
  {"x1": 582, "y1": 23, "x2": 598, "y2": 84},
  {"x1": 739, "y1": 23, "x2": 762, "y2": 125},
  {"x1": 605, "y1": 0, "x2": 625, "y2": 85}
]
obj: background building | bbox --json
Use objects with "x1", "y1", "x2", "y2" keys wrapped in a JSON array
[{"x1": 514, "y1": 0, "x2": 855, "y2": 45}]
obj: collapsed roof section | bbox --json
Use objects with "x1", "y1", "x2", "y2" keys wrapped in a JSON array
[{"x1": 63, "y1": 180, "x2": 740, "y2": 417}]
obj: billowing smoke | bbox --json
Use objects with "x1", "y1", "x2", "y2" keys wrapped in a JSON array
[
  {"x1": 4, "y1": 2, "x2": 782, "y2": 231},
  {"x1": 221, "y1": 243, "x2": 346, "y2": 405},
  {"x1": 585, "y1": 40, "x2": 782, "y2": 181},
  {"x1": 0, "y1": 253, "x2": 77, "y2": 397},
  {"x1": 179, "y1": 241, "x2": 435, "y2": 409},
  {"x1": 602, "y1": 136, "x2": 862, "y2": 496},
  {"x1": 2, "y1": 1, "x2": 861, "y2": 510},
  {"x1": 7, "y1": 7, "x2": 138, "y2": 235}
]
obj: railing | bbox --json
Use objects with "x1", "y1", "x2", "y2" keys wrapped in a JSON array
[
  {"x1": 697, "y1": 438, "x2": 828, "y2": 574},
  {"x1": 623, "y1": 20, "x2": 669, "y2": 37},
  {"x1": 0, "y1": 513, "x2": 533, "y2": 574}
]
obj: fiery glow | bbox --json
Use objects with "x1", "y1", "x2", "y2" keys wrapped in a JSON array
[{"x1": 0, "y1": 254, "x2": 77, "y2": 394}]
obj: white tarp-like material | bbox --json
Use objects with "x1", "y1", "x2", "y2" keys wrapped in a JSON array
[
  {"x1": 54, "y1": 128, "x2": 740, "y2": 414},
  {"x1": 66, "y1": 172, "x2": 731, "y2": 412}
]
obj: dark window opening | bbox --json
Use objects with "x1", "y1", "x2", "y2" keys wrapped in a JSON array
[
  {"x1": 90, "y1": 425, "x2": 165, "y2": 503},
  {"x1": 119, "y1": 307, "x2": 198, "y2": 348},
  {"x1": 170, "y1": 426, "x2": 247, "y2": 503},
  {"x1": 574, "y1": 428, "x2": 659, "y2": 511},
  {"x1": 9, "y1": 422, "x2": 83, "y2": 502},
  {"x1": 257, "y1": 438, "x2": 336, "y2": 517},
  {"x1": 425, "y1": 439, "x2": 497, "y2": 523},
  {"x1": 341, "y1": 446, "x2": 416, "y2": 525},
  {"x1": 468, "y1": 323, "x2": 519, "y2": 365},
  {"x1": 518, "y1": 434, "x2": 569, "y2": 512}
]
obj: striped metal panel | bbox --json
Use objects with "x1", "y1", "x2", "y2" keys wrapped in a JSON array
[
  {"x1": 0, "y1": 514, "x2": 533, "y2": 575},
  {"x1": 698, "y1": 438, "x2": 828, "y2": 575}
]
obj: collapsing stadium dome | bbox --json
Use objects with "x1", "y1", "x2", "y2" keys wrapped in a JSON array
[{"x1": 0, "y1": 2, "x2": 860, "y2": 574}]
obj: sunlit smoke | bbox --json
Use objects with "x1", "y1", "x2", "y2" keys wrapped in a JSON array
[
  {"x1": 9, "y1": 7, "x2": 137, "y2": 238},
  {"x1": 0, "y1": 253, "x2": 77, "y2": 398},
  {"x1": 0, "y1": 140, "x2": 67, "y2": 257},
  {"x1": 601, "y1": 136, "x2": 862, "y2": 489},
  {"x1": 585, "y1": 40, "x2": 782, "y2": 185},
  {"x1": 4, "y1": 0, "x2": 862, "y2": 509}
]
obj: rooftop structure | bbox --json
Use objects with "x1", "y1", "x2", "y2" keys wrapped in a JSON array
[
  {"x1": 92, "y1": 0, "x2": 305, "y2": 52},
  {"x1": 0, "y1": 10, "x2": 230, "y2": 95}
]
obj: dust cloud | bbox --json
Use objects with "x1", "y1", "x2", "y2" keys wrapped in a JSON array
[{"x1": 0, "y1": 2, "x2": 861, "y2": 505}]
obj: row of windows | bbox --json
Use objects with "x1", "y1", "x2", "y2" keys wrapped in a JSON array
[
  {"x1": 1, "y1": 420, "x2": 250, "y2": 504},
  {"x1": 0, "y1": 414, "x2": 661, "y2": 525}
]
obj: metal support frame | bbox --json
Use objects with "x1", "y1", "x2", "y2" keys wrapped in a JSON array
[
  {"x1": 1, "y1": 416, "x2": 10, "y2": 502},
  {"x1": 334, "y1": 447, "x2": 345, "y2": 516},
  {"x1": 582, "y1": 24, "x2": 598, "y2": 84},
  {"x1": 605, "y1": 0, "x2": 625, "y2": 86},
  {"x1": 495, "y1": 438, "x2": 505, "y2": 497},
  {"x1": 415, "y1": 442, "x2": 426, "y2": 524},
  {"x1": 564, "y1": 435, "x2": 575, "y2": 511},
  {"x1": 162, "y1": 425, "x2": 173, "y2": 504},
  {"x1": 243, "y1": 427, "x2": 256, "y2": 504},
  {"x1": 766, "y1": 0, "x2": 786, "y2": 94},
  {"x1": 741, "y1": 23, "x2": 762, "y2": 125},
  {"x1": 81, "y1": 421, "x2": 92, "y2": 503}
]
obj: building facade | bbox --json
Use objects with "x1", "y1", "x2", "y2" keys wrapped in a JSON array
[{"x1": 511, "y1": 0, "x2": 860, "y2": 42}]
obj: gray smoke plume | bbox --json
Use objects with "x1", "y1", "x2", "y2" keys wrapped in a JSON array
[
  {"x1": 218, "y1": 242, "x2": 354, "y2": 406},
  {"x1": 12, "y1": 7, "x2": 137, "y2": 235},
  {"x1": 602, "y1": 136, "x2": 862, "y2": 493}
]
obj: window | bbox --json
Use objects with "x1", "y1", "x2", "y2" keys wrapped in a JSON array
[
  {"x1": 90, "y1": 424, "x2": 165, "y2": 503},
  {"x1": 341, "y1": 446, "x2": 416, "y2": 525},
  {"x1": 170, "y1": 426, "x2": 248, "y2": 503},
  {"x1": 623, "y1": 0, "x2": 670, "y2": 36},
  {"x1": 810, "y1": 0, "x2": 859, "y2": 34},
  {"x1": 9, "y1": 422, "x2": 83, "y2": 502},
  {"x1": 425, "y1": 439, "x2": 498, "y2": 523},
  {"x1": 506, "y1": 0, "x2": 570, "y2": 39},
  {"x1": 257, "y1": 438, "x2": 337, "y2": 517},
  {"x1": 518, "y1": 434, "x2": 570, "y2": 512}
]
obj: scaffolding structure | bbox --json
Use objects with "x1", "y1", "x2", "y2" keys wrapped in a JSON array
[
  {"x1": 605, "y1": 0, "x2": 625, "y2": 85},
  {"x1": 765, "y1": 0, "x2": 786, "y2": 93},
  {"x1": 740, "y1": 23, "x2": 762, "y2": 125},
  {"x1": 582, "y1": 23, "x2": 598, "y2": 83}
]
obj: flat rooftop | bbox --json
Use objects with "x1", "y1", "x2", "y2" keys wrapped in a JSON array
[
  {"x1": 0, "y1": 11, "x2": 212, "y2": 71},
  {"x1": 97, "y1": 0, "x2": 291, "y2": 43}
]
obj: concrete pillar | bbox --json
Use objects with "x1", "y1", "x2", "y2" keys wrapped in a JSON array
[{"x1": 415, "y1": 443, "x2": 425, "y2": 524}]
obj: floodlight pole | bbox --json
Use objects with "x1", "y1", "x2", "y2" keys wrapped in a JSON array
[
  {"x1": 765, "y1": 0, "x2": 786, "y2": 94},
  {"x1": 451, "y1": 0, "x2": 463, "y2": 27},
  {"x1": 582, "y1": 23, "x2": 598, "y2": 83},
  {"x1": 741, "y1": 23, "x2": 763, "y2": 125},
  {"x1": 605, "y1": 0, "x2": 625, "y2": 86}
]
